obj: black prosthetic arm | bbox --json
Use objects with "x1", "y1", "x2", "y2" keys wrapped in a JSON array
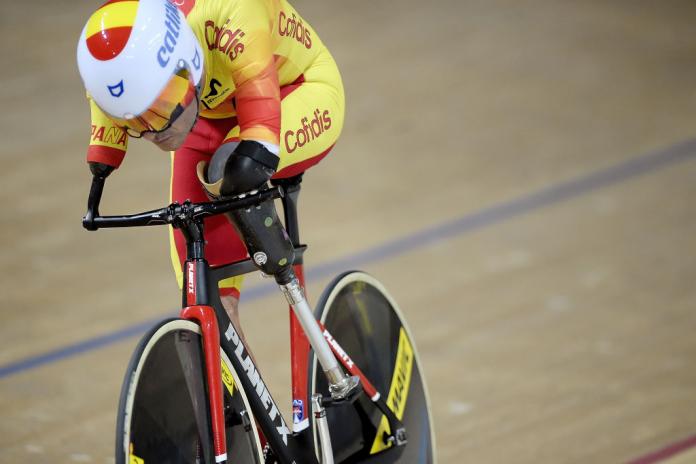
[
  {"x1": 201, "y1": 140, "x2": 294, "y2": 283},
  {"x1": 226, "y1": 198, "x2": 295, "y2": 285}
]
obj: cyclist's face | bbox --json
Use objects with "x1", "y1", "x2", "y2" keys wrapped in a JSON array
[{"x1": 142, "y1": 96, "x2": 199, "y2": 151}]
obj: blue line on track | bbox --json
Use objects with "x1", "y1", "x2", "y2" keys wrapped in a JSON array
[{"x1": 1, "y1": 138, "x2": 695, "y2": 380}]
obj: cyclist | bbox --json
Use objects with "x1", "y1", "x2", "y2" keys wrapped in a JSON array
[{"x1": 77, "y1": 0, "x2": 344, "y2": 327}]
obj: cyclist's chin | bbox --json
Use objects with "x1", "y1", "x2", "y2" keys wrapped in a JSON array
[
  {"x1": 144, "y1": 132, "x2": 187, "y2": 152},
  {"x1": 155, "y1": 137, "x2": 186, "y2": 152}
]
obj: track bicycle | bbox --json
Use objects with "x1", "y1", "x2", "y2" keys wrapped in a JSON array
[{"x1": 82, "y1": 172, "x2": 436, "y2": 463}]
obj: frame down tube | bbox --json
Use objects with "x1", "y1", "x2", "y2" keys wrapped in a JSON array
[
  {"x1": 218, "y1": 317, "x2": 320, "y2": 464},
  {"x1": 206, "y1": 254, "x2": 316, "y2": 462}
]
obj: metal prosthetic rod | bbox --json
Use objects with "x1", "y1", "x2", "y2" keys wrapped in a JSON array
[
  {"x1": 227, "y1": 195, "x2": 359, "y2": 399},
  {"x1": 279, "y1": 277, "x2": 360, "y2": 400}
]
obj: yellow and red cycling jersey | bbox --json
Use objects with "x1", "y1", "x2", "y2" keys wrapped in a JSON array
[{"x1": 87, "y1": 0, "x2": 333, "y2": 166}]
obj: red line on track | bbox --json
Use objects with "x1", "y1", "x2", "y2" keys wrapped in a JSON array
[{"x1": 626, "y1": 434, "x2": 696, "y2": 464}]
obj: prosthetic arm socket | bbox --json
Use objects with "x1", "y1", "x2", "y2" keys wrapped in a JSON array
[{"x1": 199, "y1": 140, "x2": 279, "y2": 197}]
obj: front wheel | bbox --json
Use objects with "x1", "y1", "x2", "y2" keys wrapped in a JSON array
[
  {"x1": 310, "y1": 272, "x2": 436, "y2": 463},
  {"x1": 115, "y1": 318, "x2": 264, "y2": 464}
]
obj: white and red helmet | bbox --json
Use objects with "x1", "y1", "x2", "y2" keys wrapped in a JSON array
[{"x1": 77, "y1": 0, "x2": 203, "y2": 134}]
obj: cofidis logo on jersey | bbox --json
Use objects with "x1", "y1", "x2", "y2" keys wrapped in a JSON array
[
  {"x1": 205, "y1": 19, "x2": 246, "y2": 62},
  {"x1": 284, "y1": 109, "x2": 331, "y2": 153},
  {"x1": 278, "y1": 11, "x2": 312, "y2": 49},
  {"x1": 157, "y1": 0, "x2": 185, "y2": 67}
]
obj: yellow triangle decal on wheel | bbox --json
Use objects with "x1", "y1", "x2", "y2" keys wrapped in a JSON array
[
  {"x1": 370, "y1": 415, "x2": 393, "y2": 454},
  {"x1": 370, "y1": 327, "x2": 414, "y2": 454},
  {"x1": 129, "y1": 443, "x2": 145, "y2": 464}
]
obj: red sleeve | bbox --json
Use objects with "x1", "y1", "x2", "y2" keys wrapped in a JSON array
[
  {"x1": 234, "y1": 61, "x2": 281, "y2": 145},
  {"x1": 223, "y1": 1, "x2": 280, "y2": 146}
]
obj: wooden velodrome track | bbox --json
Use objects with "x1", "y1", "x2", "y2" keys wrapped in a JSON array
[{"x1": 1, "y1": 0, "x2": 695, "y2": 462}]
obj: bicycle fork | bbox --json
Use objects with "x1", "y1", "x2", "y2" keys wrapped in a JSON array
[{"x1": 181, "y1": 303, "x2": 228, "y2": 464}]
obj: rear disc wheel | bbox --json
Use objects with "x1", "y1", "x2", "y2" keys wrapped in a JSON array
[{"x1": 310, "y1": 272, "x2": 436, "y2": 463}]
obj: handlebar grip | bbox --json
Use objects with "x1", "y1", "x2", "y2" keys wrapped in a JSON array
[{"x1": 83, "y1": 175, "x2": 106, "y2": 231}]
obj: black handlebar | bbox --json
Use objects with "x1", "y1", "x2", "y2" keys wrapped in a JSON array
[{"x1": 82, "y1": 174, "x2": 286, "y2": 231}]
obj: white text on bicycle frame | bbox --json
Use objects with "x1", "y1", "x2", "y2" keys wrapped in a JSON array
[
  {"x1": 322, "y1": 329, "x2": 354, "y2": 369},
  {"x1": 225, "y1": 322, "x2": 291, "y2": 445}
]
